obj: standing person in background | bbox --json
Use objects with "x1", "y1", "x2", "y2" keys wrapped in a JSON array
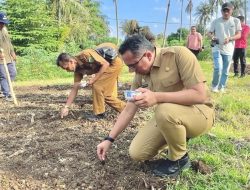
[
  {"x1": 0, "y1": 12, "x2": 17, "y2": 101},
  {"x1": 208, "y1": 2, "x2": 241, "y2": 93},
  {"x1": 233, "y1": 16, "x2": 250, "y2": 78},
  {"x1": 57, "y1": 43, "x2": 126, "y2": 121},
  {"x1": 186, "y1": 26, "x2": 203, "y2": 57}
]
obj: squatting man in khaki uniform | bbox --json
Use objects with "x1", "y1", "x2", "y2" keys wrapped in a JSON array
[
  {"x1": 57, "y1": 43, "x2": 126, "y2": 121},
  {"x1": 97, "y1": 35, "x2": 215, "y2": 177}
]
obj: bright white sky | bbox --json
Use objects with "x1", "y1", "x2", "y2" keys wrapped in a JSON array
[{"x1": 99, "y1": 0, "x2": 250, "y2": 37}]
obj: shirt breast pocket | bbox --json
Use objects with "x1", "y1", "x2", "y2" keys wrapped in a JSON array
[{"x1": 159, "y1": 66, "x2": 181, "y2": 91}]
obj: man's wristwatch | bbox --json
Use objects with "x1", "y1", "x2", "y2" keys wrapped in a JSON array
[{"x1": 104, "y1": 136, "x2": 115, "y2": 143}]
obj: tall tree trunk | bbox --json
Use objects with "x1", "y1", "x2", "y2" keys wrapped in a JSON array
[
  {"x1": 180, "y1": 0, "x2": 183, "y2": 41},
  {"x1": 114, "y1": 0, "x2": 119, "y2": 45},
  {"x1": 57, "y1": 0, "x2": 61, "y2": 26},
  {"x1": 163, "y1": 0, "x2": 170, "y2": 47},
  {"x1": 244, "y1": 0, "x2": 247, "y2": 24}
]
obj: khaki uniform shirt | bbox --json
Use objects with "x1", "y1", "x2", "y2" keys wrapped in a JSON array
[
  {"x1": 131, "y1": 46, "x2": 213, "y2": 107},
  {"x1": 74, "y1": 43, "x2": 121, "y2": 80},
  {"x1": 0, "y1": 27, "x2": 15, "y2": 64}
]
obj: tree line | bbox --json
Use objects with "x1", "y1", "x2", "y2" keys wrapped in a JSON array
[
  {"x1": 0, "y1": 0, "x2": 112, "y2": 54},
  {"x1": 0, "y1": 0, "x2": 248, "y2": 54}
]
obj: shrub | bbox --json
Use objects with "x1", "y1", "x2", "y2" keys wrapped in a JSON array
[{"x1": 16, "y1": 47, "x2": 71, "y2": 81}]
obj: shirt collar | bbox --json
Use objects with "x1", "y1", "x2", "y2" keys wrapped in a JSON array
[{"x1": 152, "y1": 47, "x2": 176, "y2": 67}]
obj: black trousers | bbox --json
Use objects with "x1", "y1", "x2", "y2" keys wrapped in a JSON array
[
  {"x1": 233, "y1": 48, "x2": 246, "y2": 75},
  {"x1": 188, "y1": 48, "x2": 200, "y2": 57}
]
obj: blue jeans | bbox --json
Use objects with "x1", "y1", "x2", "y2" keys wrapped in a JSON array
[
  {"x1": 0, "y1": 62, "x2": 17, "y2": 96},
  {"x1": 212, "y1": 50, "x2": 232, "y2": 89}
]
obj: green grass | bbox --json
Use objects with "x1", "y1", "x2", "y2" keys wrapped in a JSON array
[
  {"x1": 166, "y1": 61, "x2": 250, "y2": 190},
  {"x1": 14, "y1": 59, "x2": 250, "y2": 190}
]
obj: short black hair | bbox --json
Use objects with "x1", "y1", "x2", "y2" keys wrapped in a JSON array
[
  {"x1": 118, "y1": 34, "x2": 155, "y2": 57},
  {"x1": 56, "y1": 53, "x2": 72, "y2": 66},
  {"x1": 237, "y1": 16, "x2": 244, "y2": 22}
]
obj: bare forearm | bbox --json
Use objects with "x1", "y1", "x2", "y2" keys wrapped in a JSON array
[
  {"x1": 231, "y1": 32, "x2": 241, "y2": 40},
  {"x1": 65, "y1": 85, "x2": 79, "y2": 106},
  {"x1": 109, "y1": 102, "x2": 138, "y2": 139}
]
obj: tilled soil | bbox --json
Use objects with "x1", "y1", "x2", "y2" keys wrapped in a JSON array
[{"x1": 0, "y1": 84, "x2": 170, "y2": 190}]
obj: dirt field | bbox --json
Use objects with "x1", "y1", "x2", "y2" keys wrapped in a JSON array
[
  {"x1": 0, "y1": 84, "x2": 176, "y2": 190},
  {"x1": 0, "y1": 83, "x2": 212, "y2": 190}
]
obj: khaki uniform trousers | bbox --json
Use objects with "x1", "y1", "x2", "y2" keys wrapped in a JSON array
[
  {"x1": 92, "y1": 57, "x2": 126, "y2": 115},
  {"x1": 129, "y1": 103, "x2": 214, "y2": 161}
]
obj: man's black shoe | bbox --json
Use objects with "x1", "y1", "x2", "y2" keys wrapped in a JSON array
[
  {"x1": 144, "y1": 158, "x2": 167, "y2": 170},
  {"x1": 85, "y1": 113, "x2": 105, "y2": 121},
  {"x1": 240, "y1": 74, "x2": 245, "y2": 78},
  {"x1": 233, "y1": 73, "x2": 239, "y2": 77},
  {"x1": 5, "y1": 95, "x2": 13, "y2": 102},
  {"x1": 152, "y1": 153, "x2": 191, "y2": 177}
]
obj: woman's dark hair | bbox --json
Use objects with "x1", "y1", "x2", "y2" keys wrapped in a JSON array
[
  {"x1": 237, "y1": 16, "x2": 244, "y2": 22},
  {"x1": 119, "y1": 34, "x2": 155, "y2": 57},
  {"x1": 56, "y1": 53, "x2": 72, "y2": 66}
]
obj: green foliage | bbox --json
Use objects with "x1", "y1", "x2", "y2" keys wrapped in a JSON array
[
  {"x1": 0, "y1": 0, "x2": 59, "y2": 53},
  {"x1": 82, "y1": 0, "x2": 109, "y2": 40},
  {"x1": 0, "y1": 0, "x2": 110, "y2": 54},
  {"x1": 16, "y1": 47, "x2": 71, "y2": 81},
  {"x1": 167, "y1": 28, "x2": 189, "y2": 43},
  {"x1": 197, "y1": 48, "x2": 212, "y2": 61}
]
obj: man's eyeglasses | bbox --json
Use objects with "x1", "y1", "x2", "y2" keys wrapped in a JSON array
[{"x1": 126, "y1": 52, "x2": 146, "y2": 69}]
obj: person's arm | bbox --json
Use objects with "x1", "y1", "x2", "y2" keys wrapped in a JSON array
[
  {"x1": 224, "y1": 30, "x2": 241, "y2": 44},
  {"x1": 134, "y1": 47, "x2": 207, "y2": 107},
  {"x1": 225, "y1": 19, "x2": 242, "y2": 44},
  {"x1": 88, "y1": 60, "x2": 110, "y2": 85},
  {"x1": 186, "y1": 35, "x2": 189, "y2": 48},
  {"x1": 199, "y1": 34, "x2": 203, "y2": 50},
  {"x1": 97, "y1": 102, "x2": 138, "y2": 160},
  {"x1": 11, "y1": 52, "x2": 16, "y2": 61},
  {"x1": 134, "y1": 82, "x2": 206, "y2": 108},
  {"x1": 61, "y1": 73, "x2": 83, "y2": 118},
  {"x1": 208, "y1": 20, "x2": 215, "y2": 40}
]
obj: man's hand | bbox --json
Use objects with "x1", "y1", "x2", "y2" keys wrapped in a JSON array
[
  {"x1": 88, "y1": 78, "x2": 96, "y2": 86},
  {"x1": 60, "y1": 107, "x2": 69, "y2": 118},
  {"x1": 88, "y1": 74, "x2": 96, "y2": 86},
  {"x1": 97, "y1": 140, "x2": 112, "y2": 161},
  {"x1": 224, "y1": 37, "x2": 231, "y2": 44},
  {"x1": 0, "y1": 54, "x2": 4, "y2": 60},
  {"x1": 133, "y1": 88, "x2": 157, "y2": 108}
]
